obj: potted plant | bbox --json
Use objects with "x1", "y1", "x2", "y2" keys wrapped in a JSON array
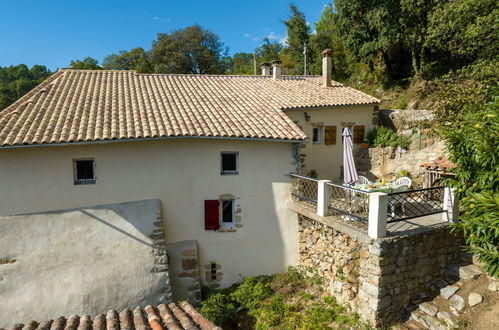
[{"x1": 361, "y1": 139, "x2": 370, "y2": 149}]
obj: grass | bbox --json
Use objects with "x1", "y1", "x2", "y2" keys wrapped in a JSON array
[{"x1": 199, "y1": 266, "x2": 371, "y2": 329}]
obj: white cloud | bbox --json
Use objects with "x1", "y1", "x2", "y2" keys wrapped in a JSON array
[
  {"x1": 266, "y1": 32, "x2": 287, "y2": 45},
  {"x1": 153, "y1": 16, "x2": 170, "y2": 23}
]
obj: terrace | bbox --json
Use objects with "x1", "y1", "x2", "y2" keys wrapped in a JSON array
[{"x1": 288, "y1": 173, "x2": 459, "y2": 238}]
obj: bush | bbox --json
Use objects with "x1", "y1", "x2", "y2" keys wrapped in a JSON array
[
  {"x1": 199, "y1": 292, "x2": 237, "y2": 325},
  {"x1": 366, "y1": 126, "x2": 411, "y2": 149},
  {"x1": 254, "y1": 295, "x2": 290, "y2": 329},
  {"x1": 231, "y1": 277, "x2": 272, "y2": 311},
  {"x1": 444, "y1": 99, "x2": 499, "y2": 277}
]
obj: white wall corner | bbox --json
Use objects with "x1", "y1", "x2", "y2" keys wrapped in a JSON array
[
  {"x1": 442, "y1": 187, "x2": 459, "y2": 222},
  {"x1": 317, "y1": 180, "x2": 332, "y2": 217},
  {"x1": 368, "y1": 192, "x2": 388, "y2": 238}
]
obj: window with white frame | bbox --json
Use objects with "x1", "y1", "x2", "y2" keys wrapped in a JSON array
[
  {"x1": 312, "y1": 127, "x2": 323, "y2": 144},
  {"x1": 221, "y1": 152, "x2": 239, "y2": 175},
  {"x1": 221, "y1": 199, "x2": 235, "y2": 226},
  {"x1": 73, "y1": 159, "x2": 96, "y2": 185}
]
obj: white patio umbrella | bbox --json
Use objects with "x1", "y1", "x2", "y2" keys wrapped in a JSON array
[{"x1": 343, "y1": 127, "x2": 358, "y2": 185}]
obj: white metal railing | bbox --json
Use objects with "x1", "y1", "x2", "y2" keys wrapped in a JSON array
[{"x1": 289, "y1": 174, "x2": 458, "y2": 239}]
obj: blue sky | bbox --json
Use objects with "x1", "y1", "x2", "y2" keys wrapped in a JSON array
[{"x1": 0, "y1": 0, "x2": 331, "y2": 70}]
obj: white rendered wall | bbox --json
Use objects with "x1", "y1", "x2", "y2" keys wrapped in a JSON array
[
  {"x1": 285, "y1": 105, "x2": 375, "y2": 180},
  {"x1": 0, "y1": 139, "x2": 298, "y2": 287}
]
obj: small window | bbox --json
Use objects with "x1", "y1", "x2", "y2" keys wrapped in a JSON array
[
  {"x1": 73, "y1": 159, "x2": 96, "y2": 185},
  {"x1": 221, "y1": 199, "x2": 235, "y2": 225},
  {"x1": 210, "y1": 263, "x2": 217, "y2": 281},
  {"x1": 312, "y1": 127, "x2": 322, "y2": 144},
  {"x1": 221, "y1": 152, "x2": 239, "y2": 175}
]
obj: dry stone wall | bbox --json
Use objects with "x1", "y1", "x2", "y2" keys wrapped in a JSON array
[{"x1": 298, "y1": 215, "x2": 463, "y2": 326}]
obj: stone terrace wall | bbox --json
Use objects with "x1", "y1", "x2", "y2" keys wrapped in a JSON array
[{"x1": 298, "y1": 215, "x2": 463, "y2": 326}]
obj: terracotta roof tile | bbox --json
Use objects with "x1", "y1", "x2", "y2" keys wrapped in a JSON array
[
  {"x1": 420, "y1": 156, "x2": 456, "y2": 171},
  {"x1": 0, "y1": 70, "x2": 380, "y2": 147},
  {"x1": 2, "y1": 302, "x2": 220, "y2": 330}
]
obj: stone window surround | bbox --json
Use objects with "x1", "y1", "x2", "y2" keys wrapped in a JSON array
[{"x1": 217, "y1": 194, "x2": 243, "y2": 232}]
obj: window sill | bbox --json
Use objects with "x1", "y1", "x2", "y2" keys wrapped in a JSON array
[
  {"x1": 74, "y1": 180, "x2": 96, "y2": 185},
  {"x1": 220, "y1": 172, "x2": 239, "y2": 176},
  {"x1": 218, "y1": 227, "x2": 237, "y2": 233}
]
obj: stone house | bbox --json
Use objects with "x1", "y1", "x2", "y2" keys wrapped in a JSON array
[{"x1": 0, "y1": 51, "x2": 379, "y2": 291}]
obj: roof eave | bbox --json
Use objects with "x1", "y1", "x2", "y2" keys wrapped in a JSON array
[{"x1": 0, "y1": 135, "x2": 307, "y2": 150}]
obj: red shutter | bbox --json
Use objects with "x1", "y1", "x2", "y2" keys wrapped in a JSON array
[{"x1": 204, "y1": 200, "x2": 220, "y2": 230}]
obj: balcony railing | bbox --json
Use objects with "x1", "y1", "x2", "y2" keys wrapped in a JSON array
[
  {"x1": 289, "y1": 174, "x2": 458, "y2": 238},
  {"x1": 327, "y1": 182, "x2": 370, "y2": 222},
  {"x1": 290, "y1": 174, "x2": 318, "y2": 206},
  {"x1": 387, "y1": 186, "x2": 446, "y2": 222}
]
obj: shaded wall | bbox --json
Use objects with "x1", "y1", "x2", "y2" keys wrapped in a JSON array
[{"x1": 0, "y1": 200, "x2": 170, "y2": 328}]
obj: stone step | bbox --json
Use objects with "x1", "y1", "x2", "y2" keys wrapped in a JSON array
[
  {"x1": 411, "y1": 311, "x2": 446, "y2": 330},
  {"x1": 447, "y1": 264, "x2": 483, "y2": 280}
]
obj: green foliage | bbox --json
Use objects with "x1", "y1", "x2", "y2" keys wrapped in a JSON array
[
  {"x1": 282, "y1": 5, "x2": 311, "y2": 75},
  {"x1": 68, "y1": 57, "x2": 102, "y2": 70},
  {"x1": 198, "y1": 292, "x2": 237, "y2": 325},
  {"x1": 425, "y1": 0, "x2": 498, "y2": 72},
  {"x1": 0, "y1": 64, "x2": 52, "y2": 110},
  {"x1": 367, "y1": 126, "x2": 411, "y2": 149},
  {"x1": 231, "y1": 277, "x2": 272, "y2": 310},
  {"x1": 103, "y1": 47, "x2": 152, "y2": 73},
  {"x1": 150, "y1": 25, "x2": 229, "y2": 74},
  {"x1": 254, "y1": 295, "x2": 290, "y2": 330},
  {"x1": 400, "y1": 169, "x2": 411, "y2": 178},
  {"x1": 443, "y1": 99, "x2": 499, "y2": 277}
]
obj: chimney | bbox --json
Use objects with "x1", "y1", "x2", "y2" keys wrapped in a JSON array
[
  {"x1": 322, "y1": 49, "x2": 332, "y2": 87},
  {"x1": 261, "y1": 63, "x2": 271, "y2": 75},
  {"x1": 272, "y1": 60, "x2": 282, "y2": 79}
]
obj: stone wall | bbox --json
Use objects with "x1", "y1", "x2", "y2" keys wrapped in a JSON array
[
  {"x1": 355, "y1": 140, "x2": 445, "y2": 186},
  {"x1": 298, "y1": 215, "x2": 462, "y2": 326}
]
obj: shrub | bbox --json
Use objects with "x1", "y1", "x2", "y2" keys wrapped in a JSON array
[
  {"x1": 300, "y1": 305, "x2": 335, "y2": 329},
  {"x1": 199, "y1": 292, "x2": 237, "y2": 325},
  {"x1": 231, "y1": 277, "x2": 272, "y2": 311},
  {"x1": 444, "y1": 99, "x2": 499, "y2": 277},
  {"x1": 400, "y1": 169, "x2": 411, "y2": 178},
  {"x1": 254, "y1": 295, "x2": 290, "y2": 329},
  {"x1": 367, "y1": 126, "x2": 411, "y2": 149}
]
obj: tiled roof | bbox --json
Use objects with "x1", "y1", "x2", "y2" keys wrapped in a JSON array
[
  {"x1": 0, "y1": 70, "x2": 379, "y2": 147},
  {"x1": 420, "y1": 156, "x2": 456, "y2": 171},
  {"x1": 2, "y1": 302, "x2": 221, "y2": 330}
]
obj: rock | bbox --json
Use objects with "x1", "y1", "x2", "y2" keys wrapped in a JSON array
[
  {"x1": 411, "y1": 311, "x2": 447, "y2": 330},
  {"x1": 420, "y1": 302, "x2": 438, "y2": 317},
  {"x1": 440, "y1": 286, "x2": 459, "y2": 299},
  {"x1": 468, "y1": 292, "x2": 483, "y2": 307},
  {"x1": 458, "y1": 264, "x2": 482, "y2": 280},
  {"x1": 449, "y1": 295, "x2": 465, "y2": 312},
  {"x1": 432, "y1": 279, "x2": 447, "y2": 289},
  {"x1": 437, "y1": 311, "x2": 457, "y2": 328},
  {"x1": 488, "y1": 281, "x2": 499, "y2": 292}
]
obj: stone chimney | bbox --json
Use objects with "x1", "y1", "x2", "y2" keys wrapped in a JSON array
[
  {"x1": 272, "y1": 60, "x2": 282, "y2": 80},
  {"x1": 322, "y1": 49, "x2": 332, "y2": 87},
  {"x1": 261, "y1": 63, "x2": 271, "y2": 75}
]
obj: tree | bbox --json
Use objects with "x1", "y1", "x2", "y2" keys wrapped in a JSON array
[
  {"x1": 309, "y1": 4, "x2": 349, "y2": 79},
  {"x1": 335, "y1": 0, "x2": 408, "y2": 81},
  {"x1": 0, "y1": 64, "x2": 51, "y2": 110},
  {"x1": 230, "y1": 52, "x2": 255, "y2": 75},
  {"x1": 425, "y1": 0, "x2": 498, "y2": 74},
  {"x1": 103, "y1": 47, "x2": 153, "y2": 73},
  {"x1": 399, "y1": 0, "x2": 437, "y2": 77},
  {"x1": 282, "y1": 5, "x2": 311, "y2": 75},
  {"x1": 255, "y1": 38, "x2": 283, "y2": 63},
  {"x1": 68, "y1": 57, "x2": 102, "y2": 70},
  {"x1": 150, "y1": 25, "x2": 229, "y2": 74}
]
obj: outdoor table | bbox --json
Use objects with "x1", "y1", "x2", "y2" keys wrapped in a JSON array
[{"x1": 354, "y1": 182, "x2": 403, "y2": 193}]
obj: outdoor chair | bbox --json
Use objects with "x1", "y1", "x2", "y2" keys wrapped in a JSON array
[
  {"x1": 389, "y1": 185, "x2": 409, "y2": 217},
  {"x1": 355, "y1": 176, "x2": 370, "y2": 185},
  {"x1": 396, "y1": 176, "x2": 412, "y2": 188}
]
